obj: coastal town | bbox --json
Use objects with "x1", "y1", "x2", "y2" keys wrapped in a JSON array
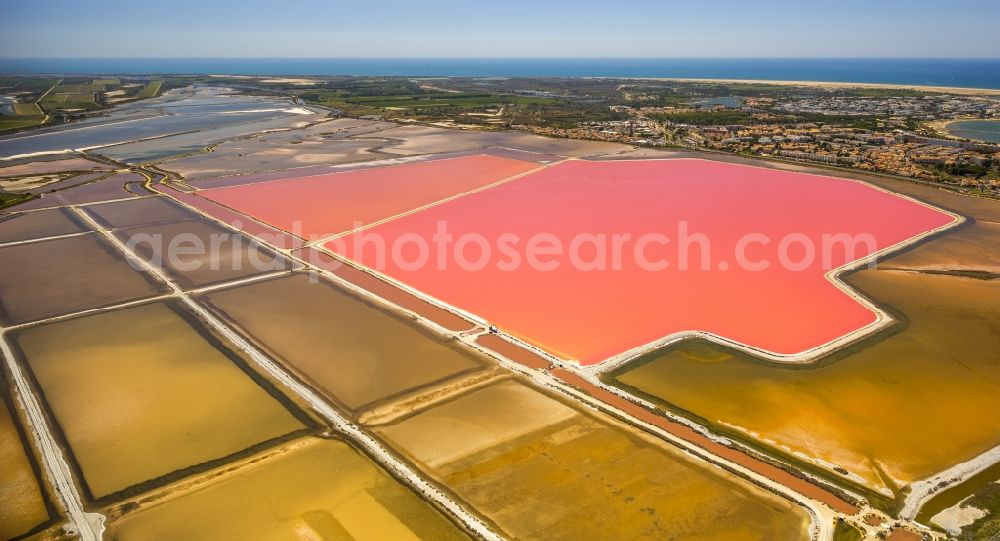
[{"x1": 513, "y1": 88, "x2": 1000, "y2": 192}]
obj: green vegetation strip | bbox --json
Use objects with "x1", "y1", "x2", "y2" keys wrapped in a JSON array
[
  {"x1": 0, "y1": 77, "x2": 59, "y2": 93},
  {"x1": 13, "y1": 103, "x2": 43, "y2": 116},
  {"x1": 343, "y1": 93, "x2": 552, "y2": 108},
  {"x1": 0, "y1": 117, "x2": 46, "y2": 132},
  {"x1": 952, "y1": 482, "x2": 1000, "y2": 540},
  {"x1": 52, "y1": 83, "x2": 106, "y2": 93},
  {"x1": 40, "y1": 91, "x2": 100, "y2": 111},
  {"x1": 137, "y1": 80, "x2": 164, "y2": 99},
  {"x1": 2, "y1": 100, "x2": 46, "y2": 132},
  {"x1": 0, "y1": 193, "x2": 38, "y2": 210},
  {"x1": 832, "y1": 519, "x2": 864, "y2": 541}
]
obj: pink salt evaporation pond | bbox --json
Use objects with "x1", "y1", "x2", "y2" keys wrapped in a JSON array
[
  {"x1": 198, "y1": 154, "x2": 541, "y2": 240},
  {"x1": 331, "y1": 159, "x2": 957, "y2": 366}
]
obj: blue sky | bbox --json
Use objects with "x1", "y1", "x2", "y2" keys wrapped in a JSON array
[{"x1": 2, "y1": 0, "x2": 998, "y2": 58}]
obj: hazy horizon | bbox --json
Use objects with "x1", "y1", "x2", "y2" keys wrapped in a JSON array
[
  {"x1": 2, "y1": 0, "x2": 998, "y2": 59},
  {"x1": 2, "y1": 56, "x2": 999, "y2": 59}
]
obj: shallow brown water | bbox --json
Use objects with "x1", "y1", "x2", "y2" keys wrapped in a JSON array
[
  {"x1": 12, "y1": 173, "x2": 147, "y2": 210},
  {"x1": 116, "y1": 219, "x2": 296, "y2": 289},
  {"x1": 554, "y1": 368, "x2": 858, "y2": 514},
  {"x1": 863, "y1": 177, "x2": 1000, "y2": 223},
  {"x1": 0, "y1": 157, "x2": 110, "y2": 178},
  {"x1": 161, "y1": 133, "x2": 383, "y2": 180},
  {"x1": 298, "y1": 248, "x2": 474, "y2": 332},
  {"x1": 84, "y1": 196, "x2": 198, "y2": 229},
  {"x1": 0, "y1": 207, "x2": 85, "y2": 244},
  {"x1": 197, "y1": 272, "x2": 487, "y2": 412},
  {"x1": 879, "y1": 221, "x2": 1000, "y2": 274},
  {"x1": 376, "y1": 378, "x2": 810, "y2": 540},
  {"x1": 0, "y1": 234, "x2": 167, "y2": 325},
  {"x1": 9, "y1": 301, "x2": 307, "y2": 500},
  {"x1": 26, "y1": 171, "x2": 109, "y2": 196}
]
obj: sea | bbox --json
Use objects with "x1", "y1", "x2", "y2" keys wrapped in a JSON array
[
  {"x1": 945, "y1": 120, "x2": 1000, "y2": 143},
  {"x1": 1, "y1": 58, "x2": 999, "y2": 90}
]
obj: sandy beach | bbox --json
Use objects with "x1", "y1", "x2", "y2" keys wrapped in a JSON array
[{"x1": 640, "y1": 77, "x2": 1000, "y2": 96}]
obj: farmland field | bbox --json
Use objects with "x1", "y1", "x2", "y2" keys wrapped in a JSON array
[
  {"x1": 137, "y1": 80, "x2": 163, "y2": 98},
  {"x1": 12, "y1": 102, "x2": 42, "y2": 115}
]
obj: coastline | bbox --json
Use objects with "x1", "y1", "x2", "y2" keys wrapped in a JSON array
[
  {"x1": 922, "y1": 118, "x2": 973, "y2": 139},
  {"x1": 932, "y1": 118, "x2": 1000, "y2": 143},
  {"x1": 638, "y1": 77, "x2": 1000, "y2": 96}
]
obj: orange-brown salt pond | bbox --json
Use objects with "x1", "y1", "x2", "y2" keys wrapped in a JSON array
[
  {"x1": 299, "y1": 247, "x2": 475, "y2": 332},
  {"x1": 0, "y1": 372, "x2": 51, "y2": 539},
  {"x1": 375, "y1": 378, "x2": 812, "y2": 539},
  {"x1": 196, "y1": 273, "x2": 487, "y2": 414},
  {"x1": 609, "y1": 268, "x2": 1000, "y2": 497},
  {"x1": 103, "y1": 437, "x2": 469, "y2": 541},
  {"x1": 8, "y1": 301, "x2": 308, "y2": 501}
]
